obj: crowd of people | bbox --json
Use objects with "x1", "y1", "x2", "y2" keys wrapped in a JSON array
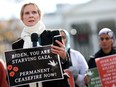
[{"x1": 0, "y1": 2, "x2": 116, "y2": 87}]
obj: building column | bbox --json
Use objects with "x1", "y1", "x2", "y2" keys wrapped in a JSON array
[{"x1": 90, "y1": 22, "x2": 99, "y2": 54}]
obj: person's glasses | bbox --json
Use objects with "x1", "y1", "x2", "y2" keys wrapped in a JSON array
[{"x1": 100, "y1": 37, "x2": 111, "y2": 41}]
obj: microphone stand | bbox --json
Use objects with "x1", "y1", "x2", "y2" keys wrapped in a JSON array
[
  {"x1": 31, "y1": 33, "x2": 39, "y2": 87},
  {"x1": 36, "y1": 83, "x2": 38, "y2": 87}
]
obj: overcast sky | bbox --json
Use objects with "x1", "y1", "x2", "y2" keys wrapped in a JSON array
[{"x1": 0, "y1": 0, "x2": 91, "y2": 20}]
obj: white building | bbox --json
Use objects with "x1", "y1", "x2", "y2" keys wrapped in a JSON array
[{"x1": 43, "y1": 0, "x2": 116, "y2": 61}]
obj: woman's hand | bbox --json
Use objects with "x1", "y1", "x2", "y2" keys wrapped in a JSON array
[{"x1": 51, "y1": 40, "x2": 67, "y2": 60}]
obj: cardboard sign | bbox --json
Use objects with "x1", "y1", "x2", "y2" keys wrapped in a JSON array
[
  {"x1": 5, "y1": 45, "x2": 63, "y2": 87},
  {"x1": 87, "y1": 68, "x2": 102, "y2": 87},
  {"x1": 96, "y1": 54, "x2": 116, "y2": 87}
]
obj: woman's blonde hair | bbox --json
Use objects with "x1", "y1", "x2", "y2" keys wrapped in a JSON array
[{"x1": 20, "y1": 2, "x2": 42, "y2": 21}]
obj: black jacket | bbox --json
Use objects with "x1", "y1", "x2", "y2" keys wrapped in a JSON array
[
  {"x1": 88, "y1": 48, "x2": 116, "y2": 69},
  {"x1": 12, "y1": 30, "x2": 60, "y2": 50},
  {"x1": 12, "y1": 30, "x2": 70, "y2": 87}
]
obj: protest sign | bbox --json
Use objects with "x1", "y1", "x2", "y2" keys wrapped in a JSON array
[
  {"x1": 96, "y1": 54, "x2": 116, "y2": 87},
  {"x1": 64, "y1": 69, "x2": 75, "y2": 87},
  {"x1": 5, "y1": 45, "x2": 63, "y2": 87},
  {"x1": 87, "y1": 68, "x2": 102, "y2": 87}
]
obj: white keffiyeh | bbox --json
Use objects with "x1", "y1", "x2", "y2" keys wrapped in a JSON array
[
  {"x1": 21, "y1": 21, "x2": 46, "y2": 48},
  {"x1": 98, "y1": 28, "x2": 115, "y2": 44}
]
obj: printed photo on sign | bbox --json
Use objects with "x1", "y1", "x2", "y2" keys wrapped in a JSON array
[{"x1": 5, "y1": 45, "x2": 63, "y2": 87}]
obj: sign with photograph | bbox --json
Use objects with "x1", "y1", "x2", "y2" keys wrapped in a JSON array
[
  {"x1": 5, "y1": 45, "x2": 63, "y2": 87},
  {"x1": 87, "y1": 68, "x2": 102, "y2": 87},
  {"x1": 96, "y1": 54, "x2": 116, "y2": 87}
]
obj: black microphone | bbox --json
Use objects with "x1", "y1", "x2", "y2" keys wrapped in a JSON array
[{"x1": 31, "y1": 33, "x2": 38, "y2": 47}]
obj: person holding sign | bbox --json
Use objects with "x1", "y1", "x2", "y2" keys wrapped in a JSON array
[
  {"x1": 0, "y1": 59, "x2": 8, "y2": 87},
  {"x1": 12, "y1": 2, "x2": 70, "y2": 87},
  {"x1": 88, "y1": 28, "x2": 116, "y2": 69},
  {"x1": 60, "y1": 29, "x2": 88, "y2": 87},
  {"x1": 86, "y1": 28, "x2": 116, "y2": 87}
]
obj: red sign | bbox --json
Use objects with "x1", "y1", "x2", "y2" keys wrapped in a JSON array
[
  {"x1": 64, "y1": 69, "x2": 75, "y2": 87},
  {"x1": 95, "y1": 54, "x2": 116, "y2": 87}
]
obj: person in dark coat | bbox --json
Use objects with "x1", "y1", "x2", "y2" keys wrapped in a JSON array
[
  {"x1": 88, "y1": 28, "x2": 116, "y2": 69},
  {"x1": 12, "y1": 2, "x2": 70, "y2": 87}
]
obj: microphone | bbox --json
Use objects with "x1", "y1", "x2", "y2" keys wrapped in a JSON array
[
  {"x1": 31, "y1": 33, "x2": 38, "y2": 47},
  {"x1": 31, "y1": 33, "x2": 39, "y2": 87}
]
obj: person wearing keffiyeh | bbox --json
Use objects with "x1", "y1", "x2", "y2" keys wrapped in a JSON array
[{"x1": 88, "y1": 28, "x2": 116, "y2": 69}]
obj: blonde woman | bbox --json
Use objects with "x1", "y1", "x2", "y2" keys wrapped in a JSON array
[{"x1": 12, "y1": 2, "x2": 70, "y2": 87}]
